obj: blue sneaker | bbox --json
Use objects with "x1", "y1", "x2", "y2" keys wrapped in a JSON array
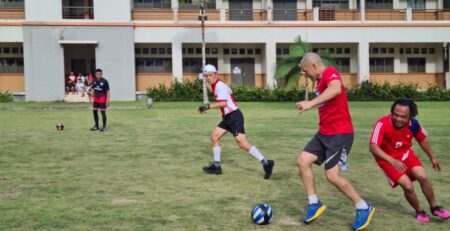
[
  {"x1": 352, "y1": 203, "x2": 375, "y2": 230},
  {"x1": 304, "y1": 201, "x2": 327, "y2": 224}
]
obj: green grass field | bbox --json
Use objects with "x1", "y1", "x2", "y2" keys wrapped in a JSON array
[{"x1": 0, "y1": 101, "x2": 449, "y2": 231}]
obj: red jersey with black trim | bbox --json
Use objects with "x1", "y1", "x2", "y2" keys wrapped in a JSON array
[
  {"x1": 211, "y1": 79, "x2": 238, "y2": 117},
  {"x1": 93, "y1": 78, "x2": 110, "y2": 103},
  {"x1": 316, "y1": 66, "x2": 353, "y2": 135},
  {"x1": 370, "y1": 115, "x2": 428, "y2": 163}
]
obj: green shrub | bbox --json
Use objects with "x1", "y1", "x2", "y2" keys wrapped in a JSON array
[
  {"x1": 148, "y1": 80, "x2": 450, "y2": 102},
  {"x1": 0, "y1": 91, "x2": 13, "y2": 102}
]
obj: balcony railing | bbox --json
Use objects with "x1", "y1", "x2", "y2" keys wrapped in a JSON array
[
  {"x1": 179, "y1": 2, "x2": 216, "y2": 10},
  {"x1": 0, "y1": 1, "x2": 24, "y2": 9},
  {"x1": 131, "y1": 8, "x2": 450, "y2": 22},
  {"x1": 413, "y1": 9, "x2": 450, "y2": 21},
  {"x1": 62, "y1": 6, "x2": 94, "y2": 19}
]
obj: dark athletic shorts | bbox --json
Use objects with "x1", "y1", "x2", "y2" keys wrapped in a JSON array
[
  {"x1": 218, "y1": 109, "x2": 245, "y2": 136},
  {"x1": 303, "y1": 133, "x2": 354, "y2": 170},
  {"x1": 93, "y1": 102, "x2": 107, "y2": 111}
]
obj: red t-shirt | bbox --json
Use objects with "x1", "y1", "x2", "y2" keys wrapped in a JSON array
[
  {"x1": 316, "y1": 66, "x2": 353, "y2": 135},
  {"x1": 370, "y1": 115, "x2": 428, "y2": 163}
]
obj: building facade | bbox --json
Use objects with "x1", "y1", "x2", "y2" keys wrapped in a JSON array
[{"x1": 0, "y1": 0, "x2": 449, "y2": 101}]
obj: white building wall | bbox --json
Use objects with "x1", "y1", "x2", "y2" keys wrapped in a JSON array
[{"x1": 25, "y1": 0, "x2": 62, "y2": 21}]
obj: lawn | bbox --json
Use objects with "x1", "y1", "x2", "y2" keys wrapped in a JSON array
[{"x1": 0, "y1": 101, "x2": 449, "y2": 231}]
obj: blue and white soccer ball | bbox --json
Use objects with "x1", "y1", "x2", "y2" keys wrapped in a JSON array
[{"x1": 251, "y1": 203, "x2": 273, "y2": 225}]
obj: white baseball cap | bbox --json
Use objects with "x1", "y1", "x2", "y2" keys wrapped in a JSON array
[{"x1": 203, "y1": 64, "x2": 217, "y2": 73}]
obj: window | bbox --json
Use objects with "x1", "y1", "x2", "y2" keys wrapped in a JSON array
[
  {"x1": 370, "y1": 58, "x2": 394, "y2": 72},
  {"x1": 151, "y1": 48, "x2": 157, "y2": 54},
  {"x1": 205, "y1": 48, "x2": 210, "y2": 54},
  {"x1": 313, "y1": 48, "x2": 319, "y2": 53},
  {"x1": 400, "y1": 48, "x2": 404, "y2": 54},
  {"x1": 328, "y1": 48, "x2": 335, "y2": 54},
  {"x1": 388, "y1": 48, "x2": 394, "y2": 54},
  {"x1": 136, "y1": 58, "x2": 172, "y2": 73},
  {"x1": 159, "y1": 48, "x2": 166, "y2": 54},
  {"x1": 247, "y1": 48, "x2": 253, "y2": 55},
  {"x1": 0, "y1": 0, "x2": 24, "y2": 9},
  {"x1": 335, "y1": 58, "x2": 350, "y2": 73},
  {"x1": 408, "y1": 58, "x2": 426, "y2": 72},
  {"x1": 62, "y1": 0, "x2": 94, "y2": 19},
  {"x1": 0, "y1": 58, "x2": 24, "y2": 73},
  {"x1": 187, "y1": 48, "x2": 194, "y2": 54},
  {"x1": 421, "y1": 48, "x2": 427, "y2": 54},
  {"x1": 336, "y1": 48, "x2": 343, "y2": 54},
  {"x1": 239, "y1": 48, "x2": 245, "y2": 54},
  {"x1": 133, "y1": 0, "x2": 171, "y2": 9},
  {"x1": 445, "y1": 0, "x2": 450, "y2": 10},
  {"x1": 211, "y1": 48, "x2": 218, "y2": 54},
  {"x1": 359, "y1": 0, "x2": 393, "y2": 10},
  {"x1": 283, "y1": 48, "x2": 289, "y2": 55},
  {"x1": 143, "y1": 48, "x2": 149, "y2": 54},
  {"x1": 255, "y1": 48, "x2": 261, "y2": 55},
  {"x1": 372, "y1": 48, "x2": 379, "y2": 54},
  {"x1": 231, "y1": 48, "x2": 237, "y2": 55},
  {"x1": 276, "y1": 48, "x2": 282, "y2": 55},
  {"x1": 179, "y1": 0, "x2": 216, "y2": 9},
  {"x1": 135, "y1": 48, "x2": 141, "y2": 54},
  {"x1": 380, "y1": 48, "x2": 387, "y2": 54},
  {"x1": 183, "y1": 58, "x2": 218, "y2": 73},
  {"x1": 182, "y1": 48, "x2": 186, "y2": 54},
  {"x1": 429, "y1": 48, "x2": 435, "y2": 54},
  {"x1": 413, "y1": 48, "x2": 419, "y2": 54},
  {"x1": 12, "y1": 47, "x2": 19, "y2": 54},
  {"x1": 344, "y1": 48, "x2": 351, "y2": 54},
  {"x1": 224, "y1": 48, "x2": 230, "y2": 55},
  {"x1": 167, "y1": 48, "x2": 172, "y2": 54},
  {"x1": 408, "y1": 0, "x2": 425, "y2": 10},
  {"x1": 196, "y1": 48, "x2": 202, "y2": 54}
]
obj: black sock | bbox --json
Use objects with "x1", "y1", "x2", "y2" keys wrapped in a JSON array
[
  {"x1": 101, "y1": 111, "x2": 107, "y2": 128},
  {"x1": 93, "y1": 110, "x2": 99, "y2": 127}
]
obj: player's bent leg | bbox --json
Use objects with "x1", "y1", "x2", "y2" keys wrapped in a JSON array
[
  {"x1": 203, "y1": 127, "x2": 228, "y2": 175},
  {"x1": 324, "y1": 165, "x2": 362, "y2": 204},
  {"x1": 297, "y1": 152, "x2": 318, "y2": 197},
  {"x1": 397, "y1": 174, "x2": 429, "y2": 222},
  {"x1": 234, "y1": 133, "x2": 252, "y2": 151},
  {"x1": 235, "y1": 134, "x2": 275, "y2": 179},
  {"x1": 210, "y1": 127, "x2": 227, "y2": 147}
]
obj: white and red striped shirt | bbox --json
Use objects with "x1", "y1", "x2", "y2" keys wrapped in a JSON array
[{"x1": 211, "y1": 80, "x2": 238, "y2": 117}]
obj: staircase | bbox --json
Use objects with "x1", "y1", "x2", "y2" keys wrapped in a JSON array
[{"x1": 64, "y1": 92, "x2": 90, "y2": 102}]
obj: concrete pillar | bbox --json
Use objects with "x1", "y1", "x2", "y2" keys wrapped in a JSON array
[
  {"x1": 219, "y1": 0, "x2": 226, "y2": 21},
  {"x1": 360, "y1": 0, "x2": 365, "y2": 23},
  {"x1": 172, "y1": 0, "x2": 178, "y2": 22},
  {"x1": 358, "y1": 41, "x2": 370, "y2": 83},
  {"x1": 265, "y1": 41, "x2": 277, "y2": 88},
  {"x1": 445, "y1": 43, "x2": 450, "y2": 89},
  {"x1": 217, "y1": 44, "x2": 225, "y2": 74},
  {"x1": 267, "y1": 0, "x2": 273, "y2": 23},
  {"x1": 406, "y1": 7, "x2": 412, "y2": 21},
  {"x1": 172, "y1": 41, "x2": 183, "y2": 83},
  {"x1": 313, "y1": 7, "x2": 319, "y2": 22}
]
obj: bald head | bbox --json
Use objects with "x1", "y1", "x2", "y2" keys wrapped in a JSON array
[{"x1": 300, "y1": 52, "x2": 324, "y2": 67}]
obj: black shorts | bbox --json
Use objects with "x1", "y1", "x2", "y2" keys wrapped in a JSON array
[
  {"x1": 303, "y1": 133, "x2": 354, "y2": 170},
  {"x1": 66, "y1": 82, "x2": 75, "y2": 88},
  {"x1": 93, "y1": 102, "x2": 107, "y2": 111},
  {"x1": 218, "y1": 109, "x2": 245, "y2": 136}
]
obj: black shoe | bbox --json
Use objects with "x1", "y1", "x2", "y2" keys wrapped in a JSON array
[
  {"x1": 90, "y1": 126, "x2": 99, "y2": 131},
  {"x1": 263, "y1": 160, "x2": 275, "y2": 179},
  {"x1": 99, "y1": 127, "x2": 107, "y2": 132},
  {"x1": 202, "y1": 163, "x2": 222, "y2": 175}
]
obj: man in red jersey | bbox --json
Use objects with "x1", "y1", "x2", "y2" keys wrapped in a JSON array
[
  {"x1": 370, "y1": 99, "x2": 449, "y2": 222},
  {"x1": 296, "y1": 53, "x2": 374, "y2": 230},
  {"x1": 90, "y1": 69, "x2": 110, "y2": 132},
  {"x1": 197, "y1": 64, "x2": 274, "y2": 179}
]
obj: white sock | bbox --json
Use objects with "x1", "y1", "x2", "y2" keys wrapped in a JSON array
[
  {"x1": 355, "y1": 200, "x2": 369, "y2": 210},
  {"x1": 213, "y1": 146, "x2": 221, "y2": 163},
  {"x1": 249, "y1": 146, "x2": 265, "y2": 162},
  {"x1": 308, "y1": 194, "x2": 319, "y2": 205}
]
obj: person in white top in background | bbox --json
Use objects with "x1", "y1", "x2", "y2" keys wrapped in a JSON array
[{"x1": 198, "y1": 64, "x2": 275, "y2": 179}]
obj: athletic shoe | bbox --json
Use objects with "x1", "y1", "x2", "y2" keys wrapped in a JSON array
[
  {"x1": 202, "y1": 163, "x2": 222, "y2": 175},
  {"x1": 90, "y1": 126, "x2": 99, "y2": 131},
  {"x1": 416, "y1": 210, "x2": 430, "y2": 223},
  {"x1": 263, "y1": 160, "x2": 275, "y2": 179},
  {"x1": 352, "y1": 203, "x2": 375, "y2": 230},
  {"x1": 304, "y1": 201, "x2": 327, "y2": 224},
  {"x1": 99, "y1": 127, "x2": 107, "y2": 132},
  {"x1": 431, "y1": 206, "x2": 450, "y2": 220}
]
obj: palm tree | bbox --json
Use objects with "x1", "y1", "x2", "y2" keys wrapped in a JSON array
[{"x1": 275, "y1": 36, "x2": 337, "y2": 99}]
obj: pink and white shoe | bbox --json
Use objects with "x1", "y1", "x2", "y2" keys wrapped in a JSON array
[
  {"x1": 431, "y1": 206, "x2": 450, "y2": 220},
  {"x1": 416, "y1": 210, "x2": 430, "y2": 223}
]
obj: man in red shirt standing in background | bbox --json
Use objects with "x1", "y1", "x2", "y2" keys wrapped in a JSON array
[
  {"x1": 90, "y1": 69, "x2": 110, "y2": 132},
  {"x1": 370, "y1": 99, "x2": 450, "y2": 222},
  {"x1": 296, "y1": 53, "x2": 374, "y2": 230}
]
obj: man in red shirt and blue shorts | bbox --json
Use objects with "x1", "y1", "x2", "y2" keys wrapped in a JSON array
[
  {"x1": 198, "y1": 64, "x2": 274, "y2": 179},
  {"x1": 296, "y1": 53, "x2": 374, "y2": 230},
  {"x1": 370, "y1": 99, "x2": 450, "y2": 222}
]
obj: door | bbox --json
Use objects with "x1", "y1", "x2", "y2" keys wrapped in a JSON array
[
  {"x1": 229, "y1": 0, "x2": 253, "y2": 21},
  {"x1": 231, "y1": 58, "x2": 255, "y2": 87},
  {"x1": 71, "y1": 59, "x2": 87, "y2": 74},
  {"x1": 273, "y1": 0, "x2": 297, "y2": 21}
]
